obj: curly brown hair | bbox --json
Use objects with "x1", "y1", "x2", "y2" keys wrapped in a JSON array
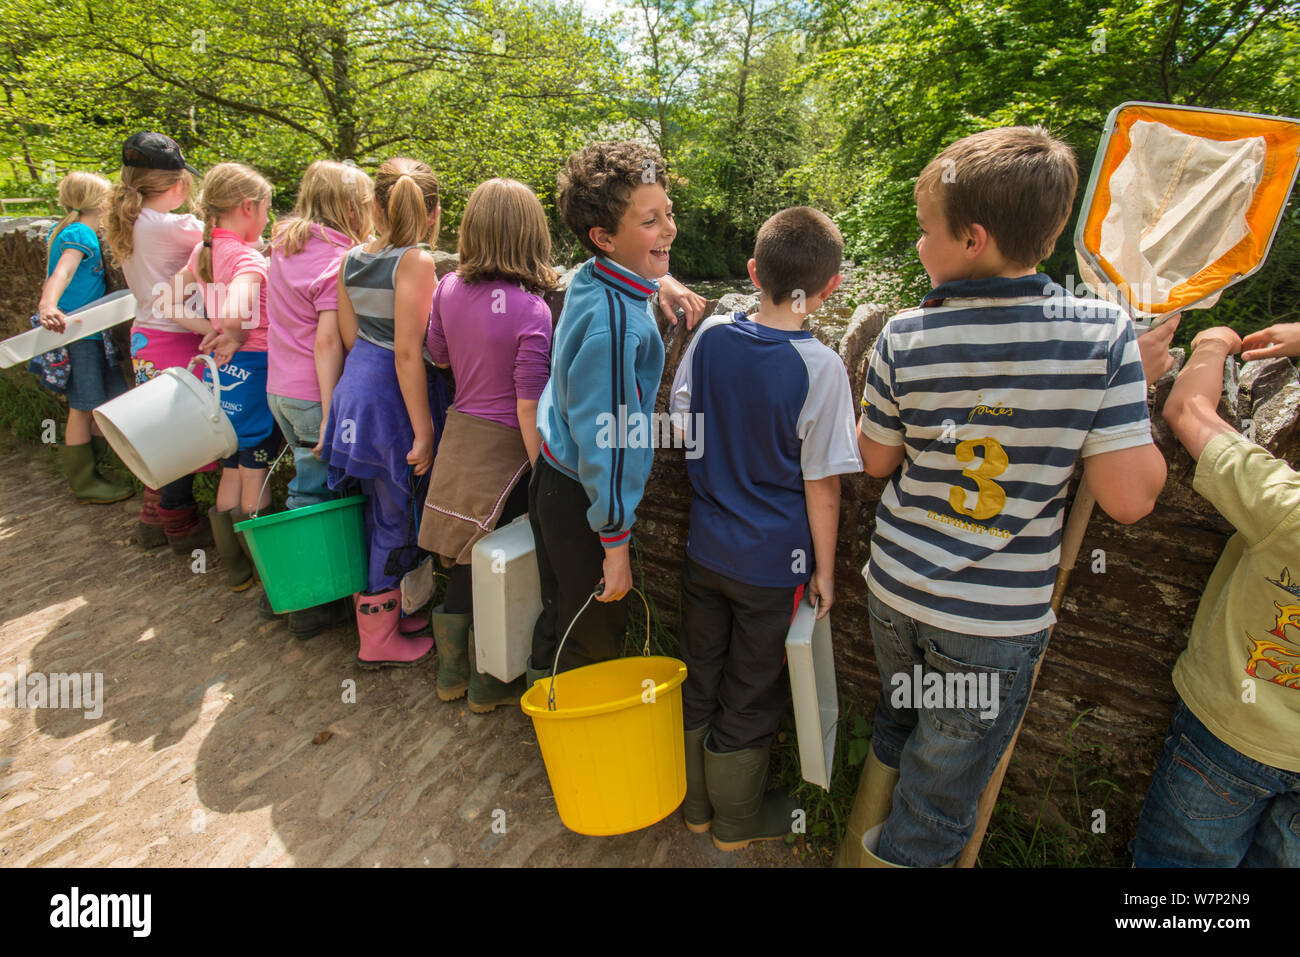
[{"x1": 557, "y1": 141, "x2": 668, "y2": 256}]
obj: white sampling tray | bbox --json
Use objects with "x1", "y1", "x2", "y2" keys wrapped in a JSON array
[
  {"x1": 786, "y1": 600, "x2": 838, "y2": 790},
  {"x1": 0, "y1": 290, "x2": 135, "y2": 368},
  {"x1": 471, "y1": 513, "x2": 542, "y2": 681}
]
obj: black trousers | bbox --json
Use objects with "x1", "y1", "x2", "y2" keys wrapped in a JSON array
[
  {"x1": 443, "y1": 477, "x2": 531, "y2": 615},
  {"x1": 528, "y1": 456, "x2": 628, "y2": 674},
  {"x1": 680, "y1": 556, "x2": 801, "y2": 753}
]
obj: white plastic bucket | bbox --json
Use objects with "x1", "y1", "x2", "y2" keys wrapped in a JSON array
[
  {"x1": 787, "y1": 600, "x2": 837, "y2": 790},
  {"x1": 93, "y1": 354, "x2": 237, "y2": 488},
  {"x1": 471, "y1": 513, "x2": 542, "y2": 681}
]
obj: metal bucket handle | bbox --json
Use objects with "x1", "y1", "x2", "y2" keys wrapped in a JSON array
[{"x1": 546, "y1": 583, "x2": 653, "y2": 712}]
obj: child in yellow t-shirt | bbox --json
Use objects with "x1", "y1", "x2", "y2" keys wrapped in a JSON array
[{"x1": 1133, "y1": 323, "x2": 1300, "y2": 867}]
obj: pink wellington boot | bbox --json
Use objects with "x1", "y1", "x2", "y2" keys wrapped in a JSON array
[
  {"x1": 398, "y1": 612, "x2": 429, "y2": 636},
  {"x1": 355, "y1": 589, "x2": 434, "y2": 670}
]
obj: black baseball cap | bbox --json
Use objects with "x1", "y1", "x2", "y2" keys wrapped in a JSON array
[{"x1": 122, "y1": 132, "x2": 199, "y2": 174}]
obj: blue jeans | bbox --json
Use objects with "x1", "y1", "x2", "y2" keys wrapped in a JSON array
[
  {"x1": 1132, "y1": 700, "x2": 1300, "y2": 867},
  {"x1": 267, "y1": 393, "x2": 332, "y2": 510},
  {"x1": 867, "y1": 591, "x2": 1050, "y2": 867}
]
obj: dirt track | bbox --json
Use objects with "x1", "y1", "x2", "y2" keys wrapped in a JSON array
[{"x1": 0, "y1": 433, "x2": 804, "y2": 868}]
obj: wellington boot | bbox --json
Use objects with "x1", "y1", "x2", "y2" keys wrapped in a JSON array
[
  {"x1": 90, "y1": 435, "x2": 129, "y2": 481},
  {"x1": 856, "y1": 822, "x2": 955, "y2": 868},
  {"x1": 430, "y1": 604, "x2": 471, "y2": 701},
  {"x1": 157, "y1": 503, "x2": 214, "y2": 554},
  {"x1": 137, "y1": 487, "x2": 168, "y2": 549},
  {"x1": 59, "y1": 443, "x2": 133, "y2": 505},
  {"x1": 399, "y1": 612, "x2": 430, "y2": 636},
  {"x1": 231, "y1": 508, "x2": 259, "y2": 570},
  {"x1": 683, "y1": 725, "x2": 713, "y2": 833},
  {"x1": 288, "y1": 597, "x2": 351, "y2": 639},
  {"x1": 467, "y1": 629, "x2": 524, "y2": 714},
  {"x1": 835, "y1": 748, "x2": 901, "y2": 868},
  {"x1": 356, "y1": 589, "x2": 433, "y2": 669},
  {"x1": 525, "y1": 658, "x2": 550, "y2": 691},
  {"x1": 704, "y1": 740, "x2": 799, "y2": 851},
  {"x1": 208, "y1": 507, "x2": 254, "y2": 591}
]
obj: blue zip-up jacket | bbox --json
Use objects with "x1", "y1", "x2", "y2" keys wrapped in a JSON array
[{"x1": 537, "y1": 256, "x2": 665, "y2": 548}]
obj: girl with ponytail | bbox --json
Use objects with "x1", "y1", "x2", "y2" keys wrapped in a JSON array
[
  {"x1": 104, "y1": 132, "x2": 215, "y2": 553},
  {"x1": 319, "y1": 157, "x2": 452, "y2": 669},
  {"x1": 173, "y1": 162, "x2": 280, "y2": 594},
  {"x1": 35, "y1": 171, "x2": 133, "y2": 505}
]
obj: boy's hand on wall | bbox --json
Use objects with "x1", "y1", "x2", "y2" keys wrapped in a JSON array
[
  {"x1": 1191, "y1": 326, "x2": 1243, "y2": 356},
  {"x1": 1241, "y1": 323, "x2": 1300, "y2": 361},
  {"x1": 1138, "y1": 313, "x2": 1180, "y2": 386},
  {"x1": 807, "y1": 569, "x2": 834, "y2": 619},
  {"x1": 597, "y1": 543, "x2": 632, "y2": 602},
  {"x1": 657, "y1": 275, "x2": 707, "y2": 330}
]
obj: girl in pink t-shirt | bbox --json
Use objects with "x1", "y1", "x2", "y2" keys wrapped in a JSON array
[{"x1": 172, "y1": 162, "x2": 277, "y2": 592}]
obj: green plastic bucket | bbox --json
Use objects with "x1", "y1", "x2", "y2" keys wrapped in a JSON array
[{"x1": 235, "y1": 495, "x2": 368, "y2": 613}]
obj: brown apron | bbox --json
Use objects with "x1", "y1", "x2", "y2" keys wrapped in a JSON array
[{"x1": 419, "y1": 407, "x2": 530, "y2": 565}]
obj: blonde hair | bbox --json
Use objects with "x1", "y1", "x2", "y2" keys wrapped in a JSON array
[
  {"x1": 103, "y1": 166, "x2": 194, "y2": 265},
  {"x1": 373, "y1": 157, "x2": 439, "y2": 250},
  {"x1": 47, "y1": 171, "x2": 111, "y2": 263},
  {"x1": 194, "y1": 162, "x2": 273, "y2": 283},
  {"x1": 272, "y1": 160, "x2": 375, "y2": 257},
  {"x1": 457, "y1": 179, "x2": 558, "y2": 295}
]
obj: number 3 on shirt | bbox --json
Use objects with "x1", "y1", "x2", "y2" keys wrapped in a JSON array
[{"x1": 948, "y1": 437, "x2": 1008, "y2": 521}]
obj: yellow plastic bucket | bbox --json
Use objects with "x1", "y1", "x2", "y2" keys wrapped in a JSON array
[{"x1": 521, "y1": 655, "x2": 687, "y2": 836}]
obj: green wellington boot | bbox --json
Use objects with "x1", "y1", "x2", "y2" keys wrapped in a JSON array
[
  {"x1": 835, "y1": 748, "x2": 902, "y2": 868},
  {"x1": 683, "y1": 725, "x2": 713, "y2": 833},
  {"x1": 704, "y1": 738, "x2": 800, "y2": 852},
  {"x1": 467, "y1": 628, "x2": 524, "y2": 714},
  {"x1": 430, "y1": 604, "x2": 471, "y2": 701},
  {"x1": 208, "y1": 507, "x2": 255, "y2": 591},
  {"x1": 59, "y1": 443, "x2": 133, "y2": 505}
]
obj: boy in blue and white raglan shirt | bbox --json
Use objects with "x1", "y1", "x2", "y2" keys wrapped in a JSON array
[
  {"x1": 840, "y1": 126, "x2": 1171, "y2": 868},
  {"x1": 527, "y1": 141, "x2": 676, "y2": 680},
  {"x1": 670, "y1": 208, "x2": 862, "y2": 851}
]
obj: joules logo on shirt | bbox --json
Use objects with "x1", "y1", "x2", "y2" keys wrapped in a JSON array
[{"x1": 595, "y1": 405, "x2": 705, "y2": 460}]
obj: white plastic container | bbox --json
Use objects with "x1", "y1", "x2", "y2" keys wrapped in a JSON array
[
  {"x1": 471, "y1": 513, "x2": 542, "y2": 681},
  {"x1": 0, "y1": 290, "x2": 134, "y2": 368},
  {"x1": 786, "y1": 600, "x2": 838, "y2": 790},
  {"x1": 93, "y1": 354, "x2": 237, "y2": 488}
]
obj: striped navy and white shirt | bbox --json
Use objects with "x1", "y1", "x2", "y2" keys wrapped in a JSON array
[
  {"x1": 342, "y1": 243, "x2": 422, "y2": 351},
  {"x1": 859, "y1": 273, "x2": 1153, "y2": 636}
]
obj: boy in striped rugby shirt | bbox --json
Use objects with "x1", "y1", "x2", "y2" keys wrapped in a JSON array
[{"x1": 839, "y1": 126, "x2": 1170, "y2": 867}]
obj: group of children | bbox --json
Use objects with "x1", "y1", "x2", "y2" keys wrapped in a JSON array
[{"x1": 31, "y1": 125, "x2": 1298, "y2": 867}]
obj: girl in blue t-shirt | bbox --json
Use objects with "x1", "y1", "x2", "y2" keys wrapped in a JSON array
[{"x1": 36, "y1": 171, "x2": 133, "y2": 504}]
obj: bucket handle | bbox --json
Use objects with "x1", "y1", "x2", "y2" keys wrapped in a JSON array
[
  {"x1": 248, "y1": 442, "x2": 293, "y2": 519},
  {"x1": 186, "y1": 353, "x2": 234, "y2": 424},
  {"x1": 545, "y1": 583, "x2": 653, "y2": 712}
]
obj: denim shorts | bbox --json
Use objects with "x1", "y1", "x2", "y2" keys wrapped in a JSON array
[
  {"x1": 65, "y1": 336, "x2": 128, "y2": 411},
  {"x1": 867, "y1": 590, "x2": 1050, "y2": 867},
  {"x1": 1131, "y1": 699, "x2": 1300, "y2": 867}
]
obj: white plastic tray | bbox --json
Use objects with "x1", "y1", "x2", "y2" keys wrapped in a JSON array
[
  {"x1": 0, "y1": 290, "x2": 135, "y2": 368},
  {"x1": 471, "y1": 513, "x2": 542, "y2": 681},
  {"x1": 786, "y1": 600, "x2": 837, "y2": 790}
]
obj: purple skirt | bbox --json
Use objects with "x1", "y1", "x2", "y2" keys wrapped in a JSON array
[{"x1": 323, "y1": 338, "x2": 451, "y2": 490}]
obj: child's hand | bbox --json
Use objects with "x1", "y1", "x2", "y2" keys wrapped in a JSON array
[
  {"x1": 311, "y1": 436, "x2": 324, "y2": 461},
  {"x1": 38, "y1": 303, "x2": 67, "y2": 333},
  {"x1": 1137, "y1": 313, "x2": 1180, "y2": 386},
  {"x1": 207, "y1": 332, "x2": 242, "y2": 367},
  {"x1": 1191, "y1": 326, "x2": 1242, "y2": 356},
  {"x1": 1241, "y1": 323, "x2": 1300, "y2": 362},
  {"x1": 407, "y1": 434, "x2": 434, "y2": 475},
  {"x1": 657, "y1": 276, "x2": 707, "y2": 330},
  {"x1": 597, "y1": 543, "x2": 632, "y2": 602},
  {"x1": 807, "y1": 569, "x2": 834, "y2": 619}
]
